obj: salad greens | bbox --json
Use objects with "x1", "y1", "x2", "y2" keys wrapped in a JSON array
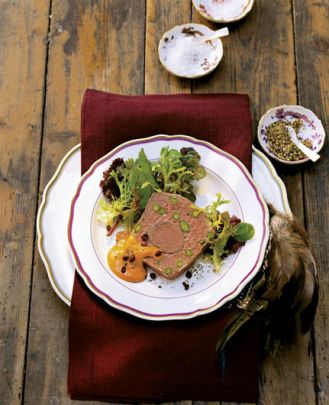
[
  {"x1": 151, "y1": 147, "x2": 206, "y2": 201},
  {"x1": 97, "y1": 146, "x2": 206, "y2": 232},
  {"x1": 203, "y1": 193, "x2": 255, "y2": 272},
  {"x1": 97, "y1": 147, "x2": 255, "y2": 272}
]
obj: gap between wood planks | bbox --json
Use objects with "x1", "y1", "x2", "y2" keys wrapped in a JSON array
[
  {"x1": 291, "y1": 0, "x2": 320, "y2": 402},
  {"x1": 21, "y1": 1, "x2": 53, "y2": 404}
]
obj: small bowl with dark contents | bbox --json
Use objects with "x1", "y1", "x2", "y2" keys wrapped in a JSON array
[{"x1": 257, "y1": 105, "x2": 325, "y2": 164}]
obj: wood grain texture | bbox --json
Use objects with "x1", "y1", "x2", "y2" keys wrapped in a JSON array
[
  {"x1": 293, "y1": 1, "x2": 329, "y2": 404},
  {"x1": 23, "y1": 1, "x2": 145, "y2": 404},
  {"x1": 3, "y1": 0, "x2": 324, "y2": 404},
  {"x1": 193, "y1": 2, "x2": 315, "y2": 405},
  {"x1": 145, "y1": 0, "x2": 191, "y2": 94},
  {"x1": 0, "y1": 1, "x2": 50, "y2": 403}
]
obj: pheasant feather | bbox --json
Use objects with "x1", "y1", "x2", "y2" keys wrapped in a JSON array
[{"x1": 216, "y1": 204, "x2": 318, "y2": 357}]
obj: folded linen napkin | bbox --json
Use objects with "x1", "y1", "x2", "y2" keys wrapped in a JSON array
[{"x1": 69, "y1": 90, "x2": 260, "y2": 402}]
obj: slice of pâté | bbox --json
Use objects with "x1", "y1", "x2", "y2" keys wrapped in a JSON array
[{"x1": 133, "y1": 192, "x2": 210, "y2": 279}]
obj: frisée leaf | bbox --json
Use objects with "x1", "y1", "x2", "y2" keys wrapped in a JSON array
[
  {"x1": 98, "y1": 146, "x2": 206, "y2": 231},
  {"x1": 202, "y1": 194, "x2": 255, "y2": 272}
]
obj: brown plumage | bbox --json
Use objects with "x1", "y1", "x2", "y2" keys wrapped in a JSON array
[
  {"x1": 216, "y1": 204, "x2": 318, "y2": 356},
  {"x1": 265, "y1": 204, "x2": 318, "y2": 335}
]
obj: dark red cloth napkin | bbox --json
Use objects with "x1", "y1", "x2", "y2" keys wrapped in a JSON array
[{"x1": 69, "y1": 90, "x2": 260, "y2": 402}]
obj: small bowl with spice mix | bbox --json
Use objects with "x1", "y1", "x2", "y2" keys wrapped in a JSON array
[{"x1": 258, "y1": 105, "x2": 325, "y2": 164}]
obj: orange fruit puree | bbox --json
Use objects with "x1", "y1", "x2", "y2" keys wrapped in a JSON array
[{"x1": 107, "y1": 231, "x2": 159, "y2": 282}]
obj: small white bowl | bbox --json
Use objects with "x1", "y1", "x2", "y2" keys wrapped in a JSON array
[
  {"x1": 158, "y1": 23, "x2": 223, "y2": 79},
  {"x1": 192, "y1": 0, "x2": 255, "y2": 23},
  {"x1": 257, "y1": 105, "x2": 326, "y2": 164}
]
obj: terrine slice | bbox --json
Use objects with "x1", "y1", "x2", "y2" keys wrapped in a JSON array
[{"x1": 134, "y1": 192, "x2": 210, "y2": 279}]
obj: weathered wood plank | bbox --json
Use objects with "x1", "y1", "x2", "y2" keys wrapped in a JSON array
[
  {"x1": 145, "y1": 0, "x2": 191, "y2": 94},
  {"x1": 0, "y1": 0, "x2": 50, "y2": 404},
  {"x1": 20, "y1": 1, "x2": 325, "y2": 404},
  {"x1": 293, "y1": 2, "x2": 329, "y2": 404},
  {"x1": 23, "y1": 1, "x2": 146, "y2": 404},
  {"x1": 192, "y1": 2, "x2": 315, "y2": 405}
]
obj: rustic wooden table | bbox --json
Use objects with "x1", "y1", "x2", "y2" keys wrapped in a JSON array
[{"x1": 0, "y1": 1, "x2": 328, "y2": 404}]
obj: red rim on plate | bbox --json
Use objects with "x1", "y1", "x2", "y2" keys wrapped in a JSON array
[{"x1": 68, "y1": 135, "x2": 269, "y2": 320}]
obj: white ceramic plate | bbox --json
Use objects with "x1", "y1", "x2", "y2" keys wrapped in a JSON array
[
  {"x1": 37, "y1": 144, "x2": 80, "y2": 306},
  {"x1": 192, "y1": 0, "x2": 254, "y2": 23},
  {"x1": 258, "y1": 105, "x2": 326, "y2": 164},
  {"x1": 37, "y1": 142, "x2": 291, "y2": 308},
  {"x1": 67, "y1": 135, "x2": 269, "y2": 320},
  {"x1": 158, "y1": 24, "x2": 223, "y2": 78}
]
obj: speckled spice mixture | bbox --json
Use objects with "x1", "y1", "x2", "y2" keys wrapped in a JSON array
[
  {"x1": 266, "y1": 119, "x2": 313, "y2": 161},
  {"x1": 134, "y1": 192, "x2": 210, "y2": 279}
]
